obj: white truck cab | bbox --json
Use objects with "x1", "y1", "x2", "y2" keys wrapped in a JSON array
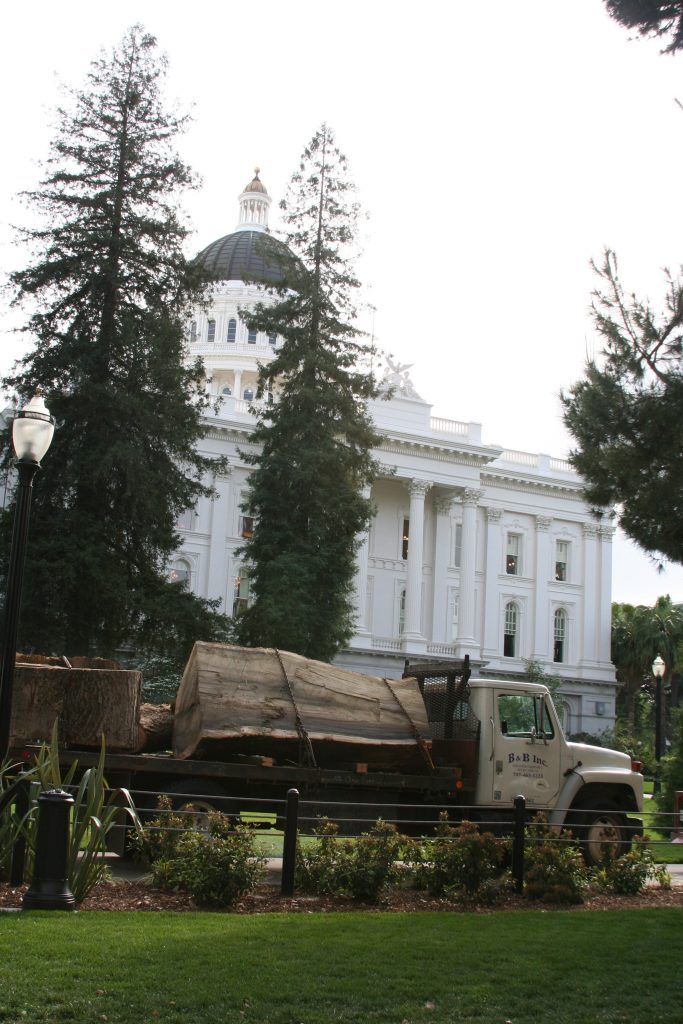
[{"x1": 462, "y1": 679, "x2": 644, "y2": 865}]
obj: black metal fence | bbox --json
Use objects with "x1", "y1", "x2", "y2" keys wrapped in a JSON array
[{"x1": 2, "y1": 779, "x2": 680, "y2": 900}]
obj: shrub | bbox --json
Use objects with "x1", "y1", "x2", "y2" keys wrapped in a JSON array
[
  {"x1": 524, "y1": 814, "x2": 588, "y2": 904},
  {"x1": 152, "y1": 811, "x2": 263, "y2": 907},
  {"x1": 296, "y1": 818, "x2": 402, "y2": 903},
  {"x1": 595, "y1": 837, "x2": 672, "y2": 895},
  {"x1": 419, "y1": 815, "x2": 505, "y2": 899},
  {"x1": 127, "y1": 795, "x2": 194, "y2": 865}
]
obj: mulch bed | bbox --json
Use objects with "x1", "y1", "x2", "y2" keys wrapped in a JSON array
[{"x1": 2, "y1": 880, "x2": 682, "y2": 914}]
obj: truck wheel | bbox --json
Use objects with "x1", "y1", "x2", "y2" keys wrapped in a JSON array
[
  {"x1": 162, "y1": 780, "x2": 228, "y2": 831},
  {"x1": 576, "y1": 805, "x2": 628, "y2": 867}
]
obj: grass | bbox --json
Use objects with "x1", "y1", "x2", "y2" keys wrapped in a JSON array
[
  {"x1": 0, "y1": 910, "x2": 681, "y2": 1023},
  {"x1": 642, "y1": 794, "x2": 683, "y2": 863}
]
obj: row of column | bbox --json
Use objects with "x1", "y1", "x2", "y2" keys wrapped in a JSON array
[{"x1": 352, "y1": 479, "x2": 614, "y2": 665}]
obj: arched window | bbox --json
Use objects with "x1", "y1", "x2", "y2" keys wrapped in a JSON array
[
  {"x1": 243, "y1": 387, "x2": 254, "y2": 402},
  {"x1": 247, "y1": 328, "x2": 257, "y2": 345},
  {"x1": 227, "y1": 319, "x2": 237, "y2": 343},
  {"x1": 189, "y1": 321, "x2": 197, "y2": 343},
  {"x1": 170, "y1": 559, "x2": 191, "y2": 588},
  {"x1": 554, "y1": 608, "x2": 567, "y2": 663},
  {"x1": 221, "y1": 386, "x2": 232, "y2": 396},
  {"x1": 504, "y1": 602, "x2": 518, "y2": 658},
  {"x1": 207, "y1": 319, "x2": 216, "y2": 343}
]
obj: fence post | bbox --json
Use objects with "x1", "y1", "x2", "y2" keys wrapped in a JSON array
[
  {"x1": 512, "y1": 794, "x2": 526, "y2": 893},
  {"x1": 22, "y1": 789, "x2": 76, "y2": 911},
  {"x1": 9, "y1": 776, "x2": 29, "y2": 887},
  {"x1": 280, "y1": 788, "x2": 299, "y2": 898}
]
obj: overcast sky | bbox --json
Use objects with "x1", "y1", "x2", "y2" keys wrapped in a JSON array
[{"x1": 2, "y1": 0, "x2": 683, "y2": 605}]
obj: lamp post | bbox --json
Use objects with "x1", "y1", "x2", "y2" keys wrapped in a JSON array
[
  {"x1": 652, "y1": 654, "x2": 666, "y2": 796},
  {"x1": 0, "y1": 394, "x2": 55, "y2": 762}
]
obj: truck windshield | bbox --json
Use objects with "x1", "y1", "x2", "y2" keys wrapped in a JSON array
[{"x1": 498, "y1": 694, "x2": 555, "y2": 739}]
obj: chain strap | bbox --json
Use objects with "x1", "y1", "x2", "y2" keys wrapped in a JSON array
[
  {"x1": 384, "y1": 677, "x2": 435, "y2": 773},
  {"x1": 273, "y1": 648, "x2": 317, "y2": 769}
]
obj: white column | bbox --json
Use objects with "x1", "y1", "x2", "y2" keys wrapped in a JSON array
[
  {"x1": 233, "y1": 369, "x2": 243, "y2": 397},
  {"x1": 349, "y1": 486, "x2": 372, "y2": 646},
  {"x1": 432, "y1": 495, "x2": 455, "y2": 644},
  {"x1": 207, "y1": 474, "x2": 232, "y2": 609},
  {"x1": 580, "y1": 522, "x2": 600, "y2": 667},
  {"x1": 402, "y1": 479, "x2": 430, "y2": 651},
  {"x1": 598, "y1": 525, "x2": 615, "y2": 664},
  {"x1": 455, "y1": 487, "x2": 482, "y2": 658},
  {"x1": 533, "y1": 515, "x2": 552, "y2": 659},
  {"x1": 483, "y1": 507, "x2": 503, "y2": 658}
]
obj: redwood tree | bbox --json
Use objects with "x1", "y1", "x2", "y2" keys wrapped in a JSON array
[
  {"x1": 237, "y1": 125, "x2": 381, "y2": 661},
  {"x1": 2, "y1": 26, "x2": 228, "y2": 663}
]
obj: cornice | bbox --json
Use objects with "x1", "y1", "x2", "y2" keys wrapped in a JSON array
[{"x1": 482, "y1": 472, "x2": 584, "y2": 499}]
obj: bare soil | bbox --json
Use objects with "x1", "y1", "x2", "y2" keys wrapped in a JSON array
[{"x1": 1, "y1": 880, "x2": 682, "y2": 914}]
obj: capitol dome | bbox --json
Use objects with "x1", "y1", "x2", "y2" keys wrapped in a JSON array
[{"x1": 196, "y1": 169, "x2": 290, "y2": 285}]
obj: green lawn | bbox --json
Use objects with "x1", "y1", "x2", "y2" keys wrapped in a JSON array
[{"x1": 0, "y1": 909, "x2": 681, "y2": 1023}]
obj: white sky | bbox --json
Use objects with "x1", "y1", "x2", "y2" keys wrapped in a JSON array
[{"x1": 1, "y1": 0, "x2": 683, "y2": 605}]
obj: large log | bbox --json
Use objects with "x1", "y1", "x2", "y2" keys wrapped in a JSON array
[
  {"x1": 136, "y1": 703, "x2": 174, "y2": 753},
  {"x1": 10, "y1": 661, "x2": 141, "y2": 751},
  {"x1": 173, "y1": 642, "x2": 432, "y2": 770}
]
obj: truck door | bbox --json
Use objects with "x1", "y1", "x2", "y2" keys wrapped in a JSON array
[{"x1": 492, "y1": 690, "x2": 562, "y2": 808}]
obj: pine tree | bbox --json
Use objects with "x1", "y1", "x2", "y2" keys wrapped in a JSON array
[
  {"x1": 236, "y1": 125, "x2": 381, "y2": 662},
  {"x1": 605, "y1": 1, "x2": 683, "y2": 53},
  {"x1": 1, "y1": 26, "x2": 229, "y2": 663},
  {"x1": 562, "y1": 250, "x2": 683, "y2": 566}
]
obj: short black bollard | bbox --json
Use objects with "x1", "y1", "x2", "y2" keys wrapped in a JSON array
[
  {"x1": 9, "y1": 776, "x2": 29, "y2": 887},
  {"x1": 22, "y1": 789, "x2": 76, "y2": 911},
  {"x1": 511, "y1": 794, "x2": 526, "y2": 893},
  {"x1": 280, "y1": 788, "x2": 299, "y2": 898}
]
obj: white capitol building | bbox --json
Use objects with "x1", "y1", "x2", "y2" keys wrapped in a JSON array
[{"x1": 174, "y1": 171, "x2": 617, "y2": 737}]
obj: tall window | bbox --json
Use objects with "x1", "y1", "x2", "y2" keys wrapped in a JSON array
[
  {"x1": 176, "y1": 509, "x2": 193, "y2": 531},
  {"x1": 170, "y1": 559, "x2": 191, "y2": 588},
  {"x1": 207, "y1": 319, "x2": 216, "y2": 343},
  {"x1": 450, "y1": 593, "x2": 459, "y2": 642},
  {"x1": 233, "y1": 570, "x2": 251, "y2": 616},
  {"x1": 453, "y1": 523, "x2": 462, "y2": 568},
  {"x1": 554, "y1": 608, "x2": 567, "y2": 663},
  {"x1": 402, "y1": 518, "x2": 410, "y2": 560},
  {"x1": 247, "y1": 327, "x2": 257, "y2": 344},
  {"x1": 506, "y1": 534, "x2": 521, "y2": 575},
  {"x1": 268, "y1": 332, "x2": 277, "y2": 346},
  {"x1": 555, "y1": 540, "x2": 569, "y2": 581},
  {"x1": 243, "y1": 387, "x2": 254, "y2": 402},
  {"x1": 398, "y1": 586, "x2": 406, "y2": 633},
  {"x1": 504, "y1": 602, "x2": 518, "y2": 657},
  {"x1": 240, "y1": 515, "x2": 254, "y2": 539},
  {"x1": 227, "y1": 318, "x2": 237, "y2": 343}
]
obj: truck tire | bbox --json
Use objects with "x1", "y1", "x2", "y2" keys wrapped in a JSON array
[
  {"x1": 574, "y1": 804, "x2": 629, "y2": 867},
  {"x1": 161, "y1": 779, "x2": 229, "y2": 831}
]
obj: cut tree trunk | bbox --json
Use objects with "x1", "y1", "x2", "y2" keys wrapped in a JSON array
[
  {"x1": 10, "y1": 660, "x2": 141, "y2": 751},
  {"x1": 136, "y1": 703, "x2": 174, "y2": 753},
  {"x1": 173, "y1": 642, "x2": 431, "y2": 770}
]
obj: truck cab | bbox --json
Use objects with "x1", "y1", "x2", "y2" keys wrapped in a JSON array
[{"x1": 406, "y1": 661, "x2": 643, "y2": 866}]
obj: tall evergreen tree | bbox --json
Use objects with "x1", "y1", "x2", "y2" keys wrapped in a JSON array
[
  {"x1": 605, "y1": 1, "x2": 683, "y2": 53},
  {"x1": 562, "y1": 250, "x2": 683, "y2": 566},
  {"x1": 236, "y1": 125, "x2": 381, "y2": 662},
  {"x1": 2, "y1": 26, "x2": 228, "y2": 662}
]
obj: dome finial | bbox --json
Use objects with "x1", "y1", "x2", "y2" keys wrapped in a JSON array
[{"x1": 236, "y1": 169, "x2": 271, "y2": 232}]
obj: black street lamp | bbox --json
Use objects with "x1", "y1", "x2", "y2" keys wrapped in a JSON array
[
  {"x1": 0, "y1": 394, "x2": 55, "y2": 762},
  {"x1": 652, "y1": 654, "x2": 666, "y2": 796}
]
